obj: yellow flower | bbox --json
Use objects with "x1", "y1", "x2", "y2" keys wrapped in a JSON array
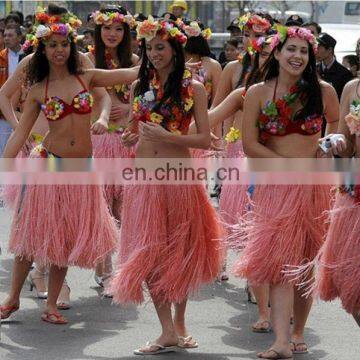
[
  {"x1": 183, "y1": 69, "x2": 191, "y2": 79},
  {"x1": 225, "y1": 127, "x2": 241, "y2": 143},
  {"x1": 184, "y1": 98, "x2": 193, "y2": 112},
  {"x1": 150, "y1": 112, "x2": 163, "y2": 124},
  {"x1": 202, "y1": 28, "x2": 212, "y2": 40},
  {"x1": 169, "y1": 28, "x2": 179, "y2": 38}
]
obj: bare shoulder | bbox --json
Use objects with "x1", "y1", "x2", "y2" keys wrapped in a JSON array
[
  {"x1": 223, "y1": 59, "x2": 242, "y2": 73},
  {"x1": 28, "y1": 82, "x2": 45, "y2": 102},
  {"x1": 85, "y1": 51, "x2": 95, "y2": 64},
  {"x1": 131, "y1": 53, "x2": 140, "y2": 65},
  {"x1": 342, "y1": 78, "x2": 359, "y2": 94},
  {"x1": 320, "y1": 80, "x2": 337, "y2": 97},
  {"x1": 191, "y1": 79, "x2": 206, "y2": 95},
  {"x1": 246, "y1": 81, "x2": 266, "y2": 96}
]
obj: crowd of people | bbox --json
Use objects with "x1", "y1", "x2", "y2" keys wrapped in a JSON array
[{"x1": 0, "y1": 1, "x2": 359, "y2": 358}]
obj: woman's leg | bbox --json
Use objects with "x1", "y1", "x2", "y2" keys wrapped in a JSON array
[
  {"x1": 290, "y1": 285, "x2": 313, "y2": 353},
  {"x1": 1, "y1": 256, "x2": 32, "y2": 309},
  {"x1": 251, "y1": 284, "x2": 271, "y2": 332},
  {"x1": 258, "y1": 283, "x2": 293, "y2": 358}
]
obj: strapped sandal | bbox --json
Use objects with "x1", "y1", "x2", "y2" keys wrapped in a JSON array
[
  {"x1": 252, "y1": 320, "x2": 272, "y2": 333},
  {"x1": 134, "y1": 341, "x2": 177, "y2": 355},
  {"x1": 56, "y1": 278, "x2": 71, "y2": 310},
  {"x1": 257, "y1": 348, "x2": 293, "y2": 359},
  {"x1": 41, "y1": 312, "x2": 68, "y2": 325},
  {"x1": 177, "y1": 335, "x2": 198, "y2": 348},
  {"x1": 0, "y1": 304, "x2": 19, "y2": 320},
  {"x1": 101, "y1": 273, "x2": 113, "y2": 299},
  {"x1": 290, "y1": 341, "x2": 308, "y2": 354}
]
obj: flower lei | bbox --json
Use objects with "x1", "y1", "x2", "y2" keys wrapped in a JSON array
[
  {"x1": 91, "y1": 10, "x2": 135, "y2": 28},
  {"x1": 183, "y1": 21, "x2": 212, "y2": 40},
  {"x1": 136, "y1": 15, "x2": 187, "y2": 45},
  {"x1": 258, "y1": 80, "x2": 322, "y2": 142},
  {"x1": 22, "y1": 7, "x2": 81, "y2": 51},
  {"x1": 269, "y1": 25, "x2": 318, "y2": 54},
  {"x1": 345, "y1": 99, "x2": 360, "y2": 136},
  {"x1": 225, "y1": 127, "x2": 241, "y2": 143},
  {"x1": 132, "y1": 69, "x2": 194, "y2": 135},
  {"x1": 238, "y1": 13, "x2": 271, "y2": 33}
]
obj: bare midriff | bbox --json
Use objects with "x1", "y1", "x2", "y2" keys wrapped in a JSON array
[{"x1": 136, "y1": 137, "x2": 191, "y2": 158}]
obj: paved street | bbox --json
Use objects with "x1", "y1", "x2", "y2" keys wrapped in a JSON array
[{"x1": 0, "y1": 207, "x2": 359, "y2": 360}]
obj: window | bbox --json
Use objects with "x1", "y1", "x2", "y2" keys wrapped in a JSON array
[{"x1": 345, "y1": 2, "x2": 360, "y2": 16}]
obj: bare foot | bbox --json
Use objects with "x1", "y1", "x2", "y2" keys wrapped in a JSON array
[
  {"x1": 252, "y1": 319, "x2": 271, "y2": 333},
  {"x1": 0, "y1": 297, "x2": 20, "y2": 319},
  {"x1": 257, "y1": 342, "x2": 292, "y2": 359},
  {"x1": 290, "y1": 334, "x2": 308, "y2": 354}
]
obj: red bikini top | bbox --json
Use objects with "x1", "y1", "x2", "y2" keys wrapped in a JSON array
[
  {"x1": 41, "y1": 75, "x2": 94, "y2": 121},
  {"x1": 258, "y1": 79, "x2": 323, "y2": 143}
]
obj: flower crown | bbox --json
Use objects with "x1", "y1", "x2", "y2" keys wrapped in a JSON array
[
  {"x1": 22, "y1": 7, "x2": 81, "y2": 51},
  {"x1": 269, "y1": 25, "x2": 318, "y2": 53},
  {"x1": 238, "y1": 13, "x2": 271, "y2": 33},
  {"x1": 183, "y1": 21, "x2": 212, "y2": 40},
  {"x1": 247, "y1": 36, "x2": 268, "y2": 55},
  {"x1": 91, "y1": 10, "x2": 135, "y2": 28},
  {"x1": 136, "y1": 15, "x2": 187, "y2": 44}
]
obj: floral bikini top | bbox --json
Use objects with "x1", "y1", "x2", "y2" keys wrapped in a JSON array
[
  {"x1": 41, "y1": 75, "x2": 93, "y2": 121},
  {"x1": 133, "y1": 69, "x2": 194, "y2": 135},
  {"x1": 258, "y1": 79, "x2": 323, "y2": 144}
]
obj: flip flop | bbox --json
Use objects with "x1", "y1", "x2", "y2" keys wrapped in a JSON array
[
  {"x1": 177, "y1": 335, "x2": 199, "y2": 348},
  {"x1": 0, "y1": 304, "x2": 19, "y2": 319},
  {"x1": 290, "y1": 341, "x2": 308, "y2": 354},
  {"x1": 41, "y1": 312, "x2": 68, "y2": 325},
  {"x1": 134, "y1": 341, "x2": 177, "y2": 355},
  {"x1": 257, "y1": 349, "x2": 293, "y2": 359},
  {"x1": 252, "y1": 320, "x2": 272, "y2": 333}
]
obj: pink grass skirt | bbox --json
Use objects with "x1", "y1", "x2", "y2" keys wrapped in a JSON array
[
  {"x1": 109, "y1": 184, "x2": 224, "y2": 304},
  {"x1": 233, "y1": 185, "x2": 331, "y2": 285},
  {"x1": 219, "y1": 140, "x2": 248, "y2": 227},
  {"x1": 91, "y1": 131, "x2": 134, "y2": 205},
  {"x1": 314, "y1": 194, "x2": 360, "y2": 314}
]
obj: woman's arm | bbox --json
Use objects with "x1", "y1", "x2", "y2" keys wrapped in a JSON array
[
  {"x1": 121, "y1": 81, "x2": 139, "y2": 147},
  {"x1": 242, "y1": 84, "x2": 282, "y2": 158},
  {"x1": 140, "y1": 81, "x2": 211, "y2": 149},
  {"x1": 322, "y1": 82, "x2": 339, "y2": 135},
  {"x1": 209, "y1": 87, "x2": 244, "y2": 129},
  {"x1": 0, "y1": 54, "x2": 32, "y2": 129},
  {"x1": 87, "y1": 67, "x2": 139, "y2": 88},
  {"x1": 209, "y1": 59, "x2": 222, "y2": 105},
  {"x1": 3, "y1": 90, "x2": 40, "y2": 158}
]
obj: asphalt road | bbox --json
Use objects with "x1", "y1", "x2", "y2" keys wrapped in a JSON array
[{"x1": 0, "y1": 207, "x2": 359, "y2": 360}]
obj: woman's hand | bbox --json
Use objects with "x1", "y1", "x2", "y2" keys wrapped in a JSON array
[
  {"x1": 318, "y1": 133, "x2": 347, "y2": 156},
  {"x1": 109, "y1": 106, "x2": 129, "y2": 123},
  {"x1": 91, "y1": 118, "x2": 108, "y2": 135},
  {"x1": 121, "y1": 128, "x2": 139, "y2": 147},
  {"x1": 139, "y1": 122, "x2": 172, "y2": 142}
]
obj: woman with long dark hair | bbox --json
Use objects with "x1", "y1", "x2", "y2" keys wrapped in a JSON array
[
  {"x1": 0, "y1": 7, "x2": 138, "y2": 325},
  {"x1": 211, "y1": 13, "x2": 273, "y2": 136},
  {"x1": 87, "y1": 5, "x2": 139, "y2": 293},
  {"x1": 235, "y1": 27, "x2": 339, "y2": 358},
  {"x1": 108, "y1": 16, "x2": 223, "y2": 355}
]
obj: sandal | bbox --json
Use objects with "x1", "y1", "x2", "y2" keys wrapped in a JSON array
[
  {"x1": 290, "y1": 341, "x2": 308, "y2": 354},
  {"x1": 252, "y1": 320, "x2": 271, "y2": 333},
  {"x1": 177, "y1": 335, "x2": 199, "y2": 349},
  {"x1": 56, "y1": 279, "x2": 71, "y2": 310},
  {"x1": 245, "y1": 282, "x2": 257, "y2": 304},
  {"x1": 41, "y1": 311, "x2": 68, "y2": 325},
  {"x1": 0, "y1": 304, "x2": 19, "y2": 320},
  {"x1": 28, "y1": 269, "x2": 48, "y2": 299},
  {"x1": 257, "y1": 349, "x2": 293, "y2": 359},
  {"x1": 134, "y1": 341, "x2": 177, "y2": 355},
  {"x1": 101, "y1": 273, "x2": 113, "y2": 299}
]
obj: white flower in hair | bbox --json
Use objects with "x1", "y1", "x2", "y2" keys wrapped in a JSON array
[
  {"x1": 144, "y1": 90, "x2": 155, "y2": 102},
  {"x1": 35, "y1": 24, "x2": 51, "y2": 39}
]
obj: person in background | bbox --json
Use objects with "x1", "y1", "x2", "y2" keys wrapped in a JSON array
[
  {"x1": 0, "y1": 18, "x2": 5, "y2": 31},
  {"x1": 303, "y1": 21, "x2": 322, "y2": 37},
  {"x1": 285, "y1": 14, "x2": 303, "y2": 26},
  {"x1": 0, "y1": 25, "x2": 24, "y2": 156},
  {"x1": 86, "y1": 13, "x2": 95, "y2": 30},
  {"x1": 317, "y1": 32, "x2": 353, "y2": 100},
  {"x1": 0, "y1": 29, "x2": 4, "y2": 52},
  {"x1": 23, "y1": 20, "x2": 33, "y2": 35},
  {"x1": 9, "y1": 11, "x2": 24, "y2": 26},
  {"x1": 168, "y1": 0, "x2": 188, "y2": 20},
  {"x1": 130, "y1": 29, "x2": 140, "y2": 57},
  {"x1": 82, "y1": 28, "x2": 94, "y2": 51},
  {"x1": 342, "y1": 54, "x2": 359, "y2": 78},
  {"x1": 218, "y1": 18, "x2": 243, "y2": 64},
  {"x1": 222, "y1": 39, "x2": 241, "y2": 68}
]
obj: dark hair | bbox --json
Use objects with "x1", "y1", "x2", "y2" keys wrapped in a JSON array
[
  {"x1": 0, "y1": 29, "x2": 4, "y2": 36},
  {"x1": 10, "y1": 11, "x2": 24, "y2": 25},
  {"x1": 262, "y1": 33, "x2": 323, "y2": 119},
  {"x1": 225, "y1": 39, "x2": 239, "y2": 49},
  {"x1": 135, "y1": 20, "x2": 185, "y2": 106},
  {"x1": 25, "y1": 14, "x2": 34, "y2": 23},
  {"x1": 94, "y1": 5, "x2": 132, "y2": 69},
  {"x1": 183, "y1": 20, "x2": 211, "y2": 57},
  {"x1": 343, "y1": 55, "x2": 359, "y2": 69},
  {"x1": 303, "y1": 22, "x2": 322, "y2": 35},
  {"x1": 5, "y1": 14, "x2": 21, "y2": 25},
  {"x1": 4, "y1": 24, "x2": 22, "y2": 37},
  {"x1": 26, "y1": 38, "x2": 81, "y2": 85},
  {"x1": 47, "y1": 3, "x2": 68, "y2": 16},
  {"x1": 83, "y1": 28, "x2": 94, "y2": 37},
  {"x1": 161, "y1": 12, "x2": 177, "y2": 21}
]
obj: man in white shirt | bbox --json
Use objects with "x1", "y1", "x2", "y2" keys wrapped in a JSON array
[{"x1": 0, "y1": 24, "x2": 23, "y2": 156}]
